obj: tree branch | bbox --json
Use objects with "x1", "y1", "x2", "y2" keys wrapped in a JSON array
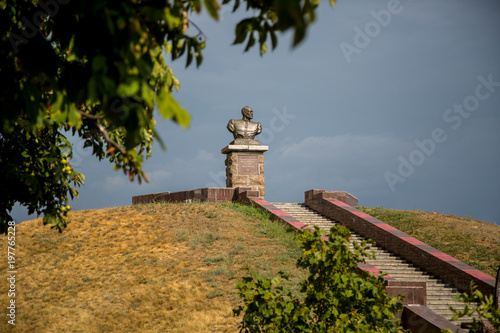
[
  {"x1": 95, "y1": 123, "x2": 126, "y2": 155},
  {"x1": 78, "y1": 110, "x2": 105, "y2": 120}
]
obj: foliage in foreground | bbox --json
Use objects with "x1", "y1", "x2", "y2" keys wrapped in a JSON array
[
  {"x1": 234, "y1": 225, "x2": 404, "y2": 332},
  {"x1": 0, "y1": 0, "x2": 336, "y2": 233},
  {"x1": 444, "y1": 279, "x2": 500, "y2": 333}
]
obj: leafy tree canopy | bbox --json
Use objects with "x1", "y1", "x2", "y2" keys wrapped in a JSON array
[{"x1": 0, "y1": 0, "x2": 336, "y2": 233}]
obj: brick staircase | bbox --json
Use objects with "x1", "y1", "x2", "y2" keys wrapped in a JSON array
[{"x1": 271, "y1": 202, "x2": 477, "y2": 328}]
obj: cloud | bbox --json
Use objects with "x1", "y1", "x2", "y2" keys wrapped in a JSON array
[
  {"x1": 133, "y1": 149, "x2": 223, "y2": 191},
  {"x1": 146, "y1": 170, "x2": 172, "y2": 182},
  {"x1": 195, "y1": 149, "x2": 216, "y2": 161},
  {"x1": 278, "y1": 134, "x2": 409, "y2": 165},
  {"x1": 104, "y1": 176, "x2": 127, "y2": 188},
  {"x1": 264, "y1": 134, "x2": 413, "y2": 202}
]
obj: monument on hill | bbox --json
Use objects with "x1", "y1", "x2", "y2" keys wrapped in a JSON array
[{"x1": 222, "y1": 106, "x2": 268, "y2": 198}]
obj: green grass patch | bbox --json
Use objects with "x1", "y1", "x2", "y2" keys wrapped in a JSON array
[
  {"x1": 225, "y1": 202, "x2": 301, "y2": 252},
  {"x1": 358, "y1": 206, "x2": 500, "y2": 277}
]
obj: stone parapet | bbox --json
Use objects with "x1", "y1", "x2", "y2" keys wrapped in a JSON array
[
  {"x1": 385, "y1": 281, "x2": 427, "y2": 306},
  {"x1": 305, "y1": 189, "x2": 358, "y2": 207},
  {"x1": 131, "y1": 187, "x2": 261, "y2": 205},
  {"x1": 401, "y1": 305, "x2": 466, "y2": 333},
  {"x1": 131, "y1": 191, "x2": 170, "y2": 204},
  {"x1": 132, "y1": 188, "x2": 235, "y2": 204}
]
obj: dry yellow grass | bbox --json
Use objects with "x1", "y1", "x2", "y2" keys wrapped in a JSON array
[
  {"x1": 0, "y1": 202, "x2": 304, "y2": 332},
  {"x1": 3, "y1": 203, "x2": 497, "y2": 332}
]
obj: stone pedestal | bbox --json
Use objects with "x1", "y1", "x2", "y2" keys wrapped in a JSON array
[{"x1": 221, "y1": 141, "x2": 268, "y2": 198}]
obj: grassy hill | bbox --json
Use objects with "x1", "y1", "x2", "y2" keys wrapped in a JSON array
[
  {"x1": 1, "y1": 202, "x2": 499, "y2": 332},
  {"x1": 357, "y1": 206, "x2": 500, "y2": 277}
]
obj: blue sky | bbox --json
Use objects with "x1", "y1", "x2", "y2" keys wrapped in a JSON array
[{"x1": 13, "y1": 0, "x2": 500, "y2": 225}]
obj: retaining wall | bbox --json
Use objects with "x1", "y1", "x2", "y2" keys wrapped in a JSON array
[
  {"x1": 132, "y1": 188, "x2": 237, "y2": 204},
  {"x1": 304, "y1": 189, "x2": 495, "y2": 297}
]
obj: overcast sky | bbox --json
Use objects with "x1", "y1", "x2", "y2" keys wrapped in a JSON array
[{"x1": 13, "y1": 0, "x2": 500, "y2": 225}]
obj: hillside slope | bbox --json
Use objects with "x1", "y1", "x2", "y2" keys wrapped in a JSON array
[
  {"x1": 1, "y1": 202, "x2": 498, "y2": 332},
  {"x1": 0, "y1": 202, "x2": 305, "y2": 332}
]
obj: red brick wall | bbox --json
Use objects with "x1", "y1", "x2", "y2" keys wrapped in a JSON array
[
  {"x1": 131, "y1": 192, "x2": 171, "y2": 204},
  {"x1": 304, "y1": 190, "x2": 495, "y2": 296},
  {"x1": 131, "y1": 188, "x2": 239, "y2": 205}
]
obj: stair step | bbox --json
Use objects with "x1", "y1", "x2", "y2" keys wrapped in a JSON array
[{"x1": 271, "y1": 202, "x2": 481, "y2": 327}]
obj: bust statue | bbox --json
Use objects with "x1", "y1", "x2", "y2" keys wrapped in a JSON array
[{"x1": 227, "y1": 106, "x2": 262, "y2": 142}]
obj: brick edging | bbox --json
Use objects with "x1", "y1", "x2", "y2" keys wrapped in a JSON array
[
  {"x1": 132, "y1": 188, "x2": 237, "y2": 204},
  {"x1": 305, "y1": 191, "x2": 495, "y2": 296},
  {"x1": 248, "y1": 198, "x2": 391, "y2": 280},
  {"x1": 245, "y1": 197, "x2": 468, "y2": 333},
  {"x1": 402, "y1": 305, "x2": 467, "y2": 333},
  {"x1": 132, "y1": 191, "x2": 171, "y2": 204}
]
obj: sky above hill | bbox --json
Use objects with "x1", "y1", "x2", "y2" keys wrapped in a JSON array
[{"x1": 13, "y1": 0, "x2": 500, "y2": 225}]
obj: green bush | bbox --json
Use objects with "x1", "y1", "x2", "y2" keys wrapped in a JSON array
[
  {"x1": 234, "y1": 225, "x2": 404, "y2": 332},
  {"x1": 444, "y1": 280, "x2": 500, "y2": 332}
]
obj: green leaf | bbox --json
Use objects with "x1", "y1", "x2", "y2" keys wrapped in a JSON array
[
  {"x1": 51, "y1": 92, "x2": 64, "y2": 115},
  {"x1": 52, "y1": 107, "x2": 68, "y2": 124},
  {"x1": 260, "y1": 41, "x2": 267, "y2": 56},
  {"x1": 270, "y1": 30, "x2": 278, "y2": 50},
  {"x1": 292, "y1": 24, "x2": 306, "y2": 47},
  {"x1": 165, "y1": 12, "x2": 181, "y2": 30},
  {"x1": 157, "y1": 91, "x2": 190, "y2": 128},
  {"x1": 245, "y1": 33, "x2": 256, "y2": 52},
  {"x1": 88, "y1": 76, "x2": 99, "y2": 102},
  {"x1": 67, "y1": 104, "x2": 82, "y2": 129},
  {"x1": 91, "y1": 55, "x2": 107, "y2": 72},
  {"x1": 186, "y1": 48, "x2": 193, "y2": 67},
  {"x1": 271, "y1": 277, "x2": 280, "y2": 286},
  {"x1": 234, "y1": 19, "x2": 252, "y2": 45},
  {"x1": 195, "y1": 50, "x2": 203, "y2": 67},
  {"x1": 204, "y1": 0, "x2": 219, "y2": 20},
  {"x1": 117, "y1": 79, "x2": 140, "y2": 97}
]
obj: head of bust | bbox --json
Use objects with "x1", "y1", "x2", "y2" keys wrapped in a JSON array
[{"x1": 241, "y1": 106, "x2": 253, "y2": 120}]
